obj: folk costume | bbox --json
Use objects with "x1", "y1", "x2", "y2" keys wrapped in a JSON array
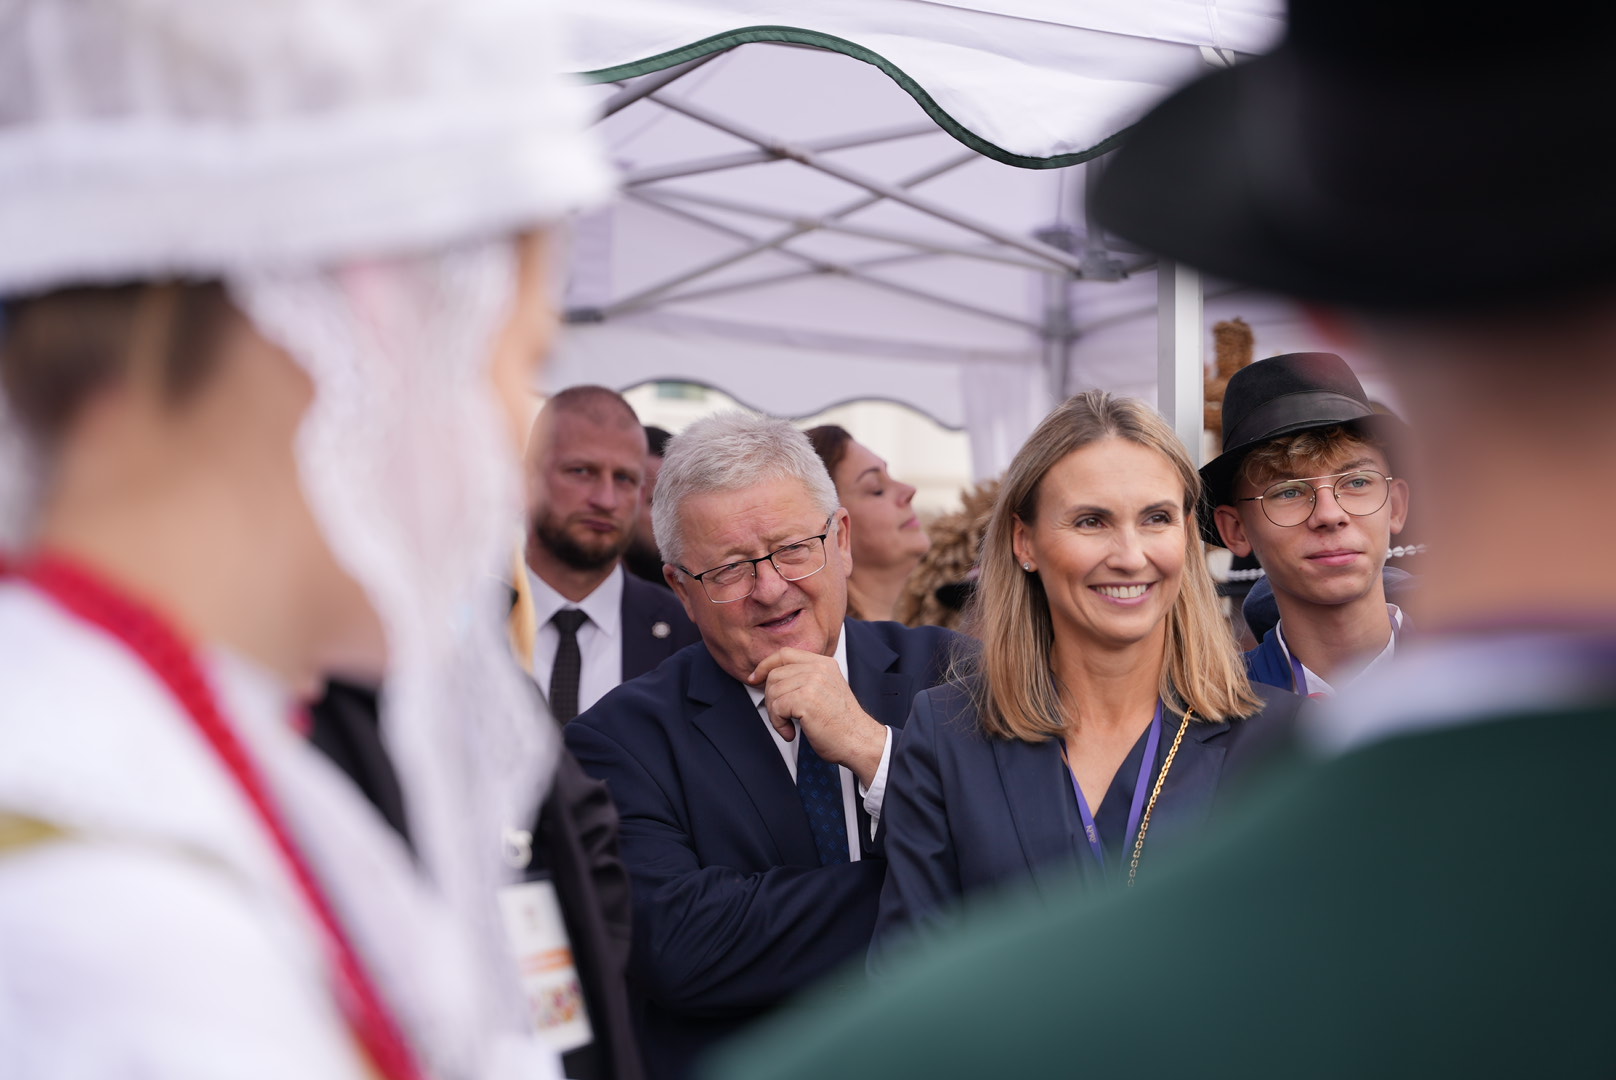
[{"x1": 0, "y1": 1, "x2": 612, "y2": 1077}]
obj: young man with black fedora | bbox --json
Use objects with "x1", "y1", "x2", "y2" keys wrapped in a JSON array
[
  {"x1": 703, "y1": 2, "x2": 1616, "y2": 1077},
  {"x1": 1201, "y1": 351, "x2": 1410, "y2": 695}
]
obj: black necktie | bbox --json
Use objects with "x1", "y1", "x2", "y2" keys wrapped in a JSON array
[{"x1": 548, "y1": 608, "x2": 588, "y2": 723}]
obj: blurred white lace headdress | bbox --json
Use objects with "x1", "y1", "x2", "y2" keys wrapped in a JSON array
[{"x1": 0, "y1": 0, "x2": 613, "y2": 1075}]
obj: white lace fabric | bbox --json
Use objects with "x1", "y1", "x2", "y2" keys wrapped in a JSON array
[
  {"x1": 0, "y1": 0, "x2": 614, "y2": 1075},
  {"x1": 0, "y1": 0, "x2": 614, "y2": 295},
  {"x1": 231, "y1": 247, "x2": 556, "y2": 1073}
]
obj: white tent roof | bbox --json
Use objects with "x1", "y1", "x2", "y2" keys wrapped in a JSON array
[
  {"x1": 564, "y1": 1, "x2": 1283, "y2": 163},
  {"x1": 548, "y1": 2, "x2": 1395, "y2": 477}
]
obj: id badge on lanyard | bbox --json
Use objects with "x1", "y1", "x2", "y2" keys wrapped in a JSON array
[
  {"x1": 498, "y1": 873, "x2": 594, "y2": 1054},
  {"x1": 497, "y1": 827, "x2": 594, "y2": 1054}
]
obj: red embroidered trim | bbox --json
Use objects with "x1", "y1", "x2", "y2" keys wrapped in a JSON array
[{"x1": 8, "y1": 552, "x2": 425, "y2": 1080}]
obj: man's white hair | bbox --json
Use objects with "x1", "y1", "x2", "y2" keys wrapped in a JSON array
[{"x1": 653, "y1": 410, "x2": 839, "y2": 570}]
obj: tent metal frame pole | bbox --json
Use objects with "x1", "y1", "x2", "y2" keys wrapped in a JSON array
[
  {"x1": 603, "y1": 150, "x2": 978, "y2": 315},
  {"x1": 1074, "y1": 281, "x2": 1250, "y2": 338},
  {"x1": 646, "y1": 91, "x2": 1089, "y2": 274},
  {"x1": 600, "y1": 53, "x2": 725, "y2": 118},
  {"x1": 615, "y1": 193, "x2": 1042, "y2": 331},
  {"x1": 639, "y1": 190, "x2": 1069, "y2": 273},
  {"x1": 826, "y1": 270, "x2": 1043, "y2": 333},
  {"x1": 625, "y1": 122, "x2": 941, "y2": 185},
  {"x1": 598, "y1": 199, "x2": 940, "y2": 304},
  {"x1": 1042, "y1": 275, "x2": 1076, "y2": 403},
  {"x1": 632, "y1": 252, "x2": 933, "y2": 307},
  {"x1": 1157, "y1": 259, "x2": 1205, "y2": 466}
]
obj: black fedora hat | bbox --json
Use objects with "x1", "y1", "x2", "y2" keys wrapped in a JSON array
[
  {"x1": 1091, "y1": 3, "x2": 1616, "y2": 311},
  {"x1": 1199, "y1": 352, "x2": 1403, "y2": 546}
]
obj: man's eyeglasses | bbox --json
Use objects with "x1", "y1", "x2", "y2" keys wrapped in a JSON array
[
  {"x1": 1237, "y1": 469, "x2": 1394, "y2": 528},
  {"x1": 678, "y1": 516, "x2": 835, "y2": 603}
]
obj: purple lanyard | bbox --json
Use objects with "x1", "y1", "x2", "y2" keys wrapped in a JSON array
[
  {"x1": 1060, "y1": 701, "x2": 1163, "y2": 871},
  {"x1": 1288, "y1": 649, "x2": 1318, "y2": 698},
  {"x1": 1288, "y1": 615, "x2": 1399, "y2": 697}
]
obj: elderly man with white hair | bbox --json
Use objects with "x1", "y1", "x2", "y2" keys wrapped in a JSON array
[{"x1": 565, "y1": 411, "x2": 964, "y2": 1080}]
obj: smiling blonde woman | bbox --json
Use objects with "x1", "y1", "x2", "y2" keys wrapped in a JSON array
[{"x1": 871, "y1": 390, "x2": 1300, "y2": 965}]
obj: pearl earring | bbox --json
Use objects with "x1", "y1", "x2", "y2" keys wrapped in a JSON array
[{"x1": 1022, "y1": 562, "x2": 1033, "y2": 572}]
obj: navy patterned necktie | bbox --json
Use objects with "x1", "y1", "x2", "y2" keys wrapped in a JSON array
[
  {"x1": 548, "y1": 608, "x2": 588, "y2": 723},
  {"x1": 796, "y1": 735, "x2": 850, "y2": 865}
]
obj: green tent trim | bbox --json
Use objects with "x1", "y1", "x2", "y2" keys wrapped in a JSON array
[{"x1": 579, "y1": 25, "x2": 1127, "y2": 170}]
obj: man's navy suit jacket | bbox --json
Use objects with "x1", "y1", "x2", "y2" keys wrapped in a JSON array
[
  {"x1": 565, "y1": 618, "x2": 963, "y2": 1080},
  {"x1": 1244, "y1": 629, "x2": 1294, "y2": 692},
  {"x1": 1243, "y1": 613, "x2": 1413, "y2": 693},
  {"x1": 617, "y1": 572, "x2": 703, "y2": 682}
]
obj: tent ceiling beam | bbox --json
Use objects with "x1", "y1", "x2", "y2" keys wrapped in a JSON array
[
  {"x1": 631, "y1": 252, "x2": 931, "y2": 307},
  {"x1": 640, "y1": 189, "x2": 1071, "y2": 273},
  {"x1": 600, "y1": 52, "x2": 725, "y2": 118},
  {"x1": 611, "y1": 192, "x2": 1040, "y2": 331},
  {"x1": 643, "y1": 89, "x2": 1089, "y2": 275},
  {"x1": 788, "y1": 270, "x2": 1041, "y2": 331},
  {"x1": 624, "y1": 121, "x2": 941, "y2": 185},
  {"x1": 601, "y1": 147, "x2": 979, "y2": 315},
  {"x1": 606, "y1": 310, "x2": 1030, "y2": 367},
  {"x1": 1073, "y1": 281, "x2": 1249, "y2": 338}
]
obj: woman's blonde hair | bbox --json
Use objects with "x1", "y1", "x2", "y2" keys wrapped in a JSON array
[{"x1": 965, "y1": 389, "x2": 1260, "y2": 741}]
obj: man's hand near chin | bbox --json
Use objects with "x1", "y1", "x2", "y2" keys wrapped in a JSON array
[{"x1": 749, "y1": 647, "x2": 886, "y2": 789}]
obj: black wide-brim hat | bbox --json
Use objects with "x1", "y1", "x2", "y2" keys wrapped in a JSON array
[
  {"x1": 1092, "y1": 4, "x2": 1616, "y2": 311},
  {"x1": 1199, "y1": 352, "x2": 1405, "y2": 546}
]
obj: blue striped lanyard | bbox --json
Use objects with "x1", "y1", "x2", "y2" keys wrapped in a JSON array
[{"x1": 1059, "y1": 701, "x2": 1164, "y2": 871}]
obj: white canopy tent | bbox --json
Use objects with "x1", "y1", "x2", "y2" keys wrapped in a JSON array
[{"x1": 549, "y1": 1, "x2": 1390, "y2": 477}]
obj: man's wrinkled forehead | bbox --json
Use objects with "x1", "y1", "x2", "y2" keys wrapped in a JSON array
[{"x1": 680, "y1": 479, "x2": 826, "y2": 563}]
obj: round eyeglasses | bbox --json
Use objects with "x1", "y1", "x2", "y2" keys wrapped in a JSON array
[
  {"x1": 678, "y1": 516, "x2": 834, "y2": 603},
  {"x1": 1237, "y1": 469, "x2": 1394, "y2": 528}
]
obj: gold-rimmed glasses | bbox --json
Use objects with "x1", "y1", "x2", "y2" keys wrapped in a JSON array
[{"x1": 1237, "y1": 469, "x2": 1393, "y2": 527}]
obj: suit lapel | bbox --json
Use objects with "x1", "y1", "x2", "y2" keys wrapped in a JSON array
[
  {"x1": 991, "y1": 735, "x2": 1085, "y2": 893},
  {"x1": 987, "y1": 712, "x2": 1233, "y2": 889},
  {"x1": 687, "y1": 649, "x2": 820, "y2": 866},
  {"x1": 843, "y1": 620, "x2": 914, "y2": 728},
  {"x1": 1144, "y1": 716, "x2": 1231, "y2": 851},
  {"x1": 619, "y1": 577, "x2": 661, "y2": 682},
  {"x1": 1245, "y1": 631, "x2": 1294, "y2": 691}
]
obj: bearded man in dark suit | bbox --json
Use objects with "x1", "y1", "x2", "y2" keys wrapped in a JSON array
[{"x1": 518, "y1": 387, "x2": 698, "y2": 723}]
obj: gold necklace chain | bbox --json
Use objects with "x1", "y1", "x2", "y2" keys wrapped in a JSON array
[{"x1": 1126, "y1": 707, "x2": 1194, "y2": 889}]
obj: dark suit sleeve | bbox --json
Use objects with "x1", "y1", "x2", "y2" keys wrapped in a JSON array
[
  {"x1": 306, "y1": 680, "x2": 411, "y2": 847},
  {"x1": 867, "y1": 690, "x2": 962, "y2": 974},
  {"x1": 566, "y1": 720, "x2": 886, "y2": 1017},
  {"x1": 539, "y1": 748, "x2": 635, "y2": 989}
]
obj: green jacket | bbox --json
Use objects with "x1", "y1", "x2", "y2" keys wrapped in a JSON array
[{"x1": 708, "y1": 707, "x2": 1616, "y2": 1078}]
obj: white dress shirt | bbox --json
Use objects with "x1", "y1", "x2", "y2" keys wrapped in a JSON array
[
  {"x1": 526, "y1": 564, "x2": 625, "y2": 716},
  {"x1": 744, "y1": 631, "x2": 895, "y2": 859},
  {"x1": 1277, "y1": 604, "x2": 1404, "y2": 697}
]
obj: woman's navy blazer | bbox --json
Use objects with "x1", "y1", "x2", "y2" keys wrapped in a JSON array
[{"x1": 871, "y1": 677, "x2": 1299, "y2": 966}]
